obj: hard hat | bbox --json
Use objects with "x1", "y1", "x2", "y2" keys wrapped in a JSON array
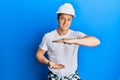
[{"x1": 56, "y1": 3, "x2": 76, "y2": 17}]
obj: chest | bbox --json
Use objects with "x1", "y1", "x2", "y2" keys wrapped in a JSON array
[{"x1": 47, "y1": 39, "x2": 76, "y2": 53}]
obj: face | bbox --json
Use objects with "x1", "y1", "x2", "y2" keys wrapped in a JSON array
[{"x1": 58, "y1": 13, "x2": 73, "y2": 31}]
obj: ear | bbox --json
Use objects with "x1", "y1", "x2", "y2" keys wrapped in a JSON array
[{"x1": 57, "y1": 14, "x2": 61, "y2": 21}]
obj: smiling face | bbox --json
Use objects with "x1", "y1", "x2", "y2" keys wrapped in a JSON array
[{"x1": 57, "y1": 13, "x2": 73, "y2": 31}]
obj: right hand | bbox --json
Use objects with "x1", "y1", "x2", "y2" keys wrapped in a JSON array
[{"x1": 48, "y1": 61, "x2": 65, "y2": 69}]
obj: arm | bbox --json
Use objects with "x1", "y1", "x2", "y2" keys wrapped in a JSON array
[
  {"x1": 36, "y1": 48, "x2": 65, "y2": 69},
  {"x1": 53, "y1": 36, "x2": 100, "y2": 47},
  {"x1": 36, "y1": 48, "x2": 49, "y2": 65},
  {"x1": 74, "y1": 36, "x2": 100, "y2": 47}
]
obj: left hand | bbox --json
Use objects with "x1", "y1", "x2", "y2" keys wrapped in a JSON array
[
  {"x1": 53, "y1": 38, "x2": 76, "y2": 45},
  {"x1": 48, "y1": 61, "x2": 65, "y2": 69}
]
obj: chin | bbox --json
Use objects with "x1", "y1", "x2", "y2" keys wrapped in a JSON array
[
  {"x1": 62, "y1": 28, "x2": 69, "y2": 31},
  {"x1": 59, "y1": 25, "x2": 70, "y2": 31}
]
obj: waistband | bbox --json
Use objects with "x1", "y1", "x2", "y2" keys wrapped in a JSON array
[{"x1": 48, "y1": 70, "x2": 80, "y2": 79}]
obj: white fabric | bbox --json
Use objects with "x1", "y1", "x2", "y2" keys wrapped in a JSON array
[{"x1": 39, "y1": 29, "x2": 87, "y2": 77}]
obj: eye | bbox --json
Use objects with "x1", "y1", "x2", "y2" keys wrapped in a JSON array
[
  {"x1": 60, "y1": 17, "x2": 64, "y2": 20},
  {"x1": 68, "y1": 18, "x2": 72, "y2": 21}
]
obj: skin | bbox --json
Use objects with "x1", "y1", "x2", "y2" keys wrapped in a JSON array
[{"x1": 36, "y1": 13, "x2": 100, "y2": 69}]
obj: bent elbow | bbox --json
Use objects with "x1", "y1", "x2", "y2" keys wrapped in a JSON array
[
  {"x1": 89, "y1": 38, "x2": 101, "y2": 47},
  {"x1": 97, "y1": 39, "x2": 100, "y2": 45},
  {"x1": 36, "y1": 52, "x2": 39, "y2": 60},
  {"x1": 94, "y1": 39, "x2": 100, "y2": 46}
]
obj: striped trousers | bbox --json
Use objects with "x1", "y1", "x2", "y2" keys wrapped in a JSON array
[{"x1": 47, "y1": 71, "x2": 81, "y2": 80}]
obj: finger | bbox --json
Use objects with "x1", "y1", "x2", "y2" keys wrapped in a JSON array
[
  {"x1": 54, "y1": 64, "x2": 65, "y2": 69},
  {"x1": 49, "y1": 65, "x2": 53, "y2": 68},
  {"x1": 52, "y1": 40, "x2": 58, "y2": 42},
  {"x1": 53, "y1": 40, "x2": 63, "y2": 43},
  {"x1": 57, "y1": 64, "x2": 65, "y2": 68}
]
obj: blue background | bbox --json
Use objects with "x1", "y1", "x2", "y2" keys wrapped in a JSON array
[{"x1": 0, "y1": 0, "x2": 120, "y2": 80}]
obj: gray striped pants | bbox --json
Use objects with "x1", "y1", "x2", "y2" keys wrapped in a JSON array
[{"x1": 47, "y1": 71, "x2": 81, "y2": 80}]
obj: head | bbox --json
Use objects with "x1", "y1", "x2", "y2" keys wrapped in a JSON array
[
  {"x1": 57, "y1": 13, "x2": 73, "y2": 31},
  {"x1": 56, "y1": 3, "x2": 75, "y2": 31}
]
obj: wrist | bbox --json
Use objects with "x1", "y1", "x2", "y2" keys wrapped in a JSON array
[
  {"x1": 73, "y1": 38, "x2": 77, "y2": 44},
  {"x1": 47, "y1": 61, "x2": 50, "y2": 66}
]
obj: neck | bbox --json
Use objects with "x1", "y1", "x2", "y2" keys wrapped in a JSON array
[{"x1": 57, "y1": 28, "x2": 69, "y2": 36}]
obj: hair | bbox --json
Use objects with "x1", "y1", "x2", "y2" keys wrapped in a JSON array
[
  {"x1": 57, "y1": 14, "x2": 61, "y2": 20},
  {"x1": 57, "y1": 13, "x2": 73, "y2": 20}
]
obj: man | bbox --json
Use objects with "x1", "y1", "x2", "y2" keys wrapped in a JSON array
[{"x1": 36, "y1": 3, "x2": 100, "y2": 80}]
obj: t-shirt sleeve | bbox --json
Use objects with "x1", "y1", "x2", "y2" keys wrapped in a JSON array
[
  {"x1": 39, "y1": 35, "x2": 48, "y2": 51},
  {"x1": 76, "y1": 31, "x2": 87, "y2": 38}
]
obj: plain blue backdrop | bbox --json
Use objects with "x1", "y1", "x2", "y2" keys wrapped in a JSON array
[{"x1": 0, "y1": 0, "x2": 120, "y2": 80}]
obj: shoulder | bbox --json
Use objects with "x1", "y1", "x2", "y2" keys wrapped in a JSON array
[
  {"x1": 44, "y1": 30, "x2": 56, "y2": 38},
  {"x1": 69, "y1": 29, "x2": 87, "y2": 38}
]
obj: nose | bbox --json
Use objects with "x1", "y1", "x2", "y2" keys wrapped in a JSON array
[{"x1": 64, "y1": 20, "x2": 67, "y2": 24}]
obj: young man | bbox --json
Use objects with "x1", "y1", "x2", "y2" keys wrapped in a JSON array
[{"x1": 36, "y1": 3, "x2": 100, "y2": 80}]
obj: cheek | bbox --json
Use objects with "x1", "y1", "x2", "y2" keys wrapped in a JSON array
[
  {"x1": 68, "y1": 22, "x2": 72, "y2": 25},
  {"x1": 59, "y1": 21, "x2": 64, "y2": 24},
  {"x1": 59, "y1": 21, "x2": 62, "y2": 25}
]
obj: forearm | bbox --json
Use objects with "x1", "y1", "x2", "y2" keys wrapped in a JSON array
[
  {"x1": 74, "y1": 36, "x2": 100, "y2": 47},
  {"x1": 36, "y1": 53, "x2": 65, "y2": 69},
  {"x1": 53, "y1": 36, "x2": 100, "y2": 46},
  {"x1": 36, "y1": 49, "x2": 49, "y2": 65},
  {"x1": 36, "y1": 55, "x2": 49, "y2": 65}
]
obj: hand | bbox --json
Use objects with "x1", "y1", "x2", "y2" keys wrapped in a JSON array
[
  {"x1": 48, "y1": 61, "x2": 65, "y2": 69},
  {"x1": 53, "y1": 38, "x2": 76, "y2": 45}
]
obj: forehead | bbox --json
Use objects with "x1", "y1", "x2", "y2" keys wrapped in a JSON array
[{"x1": 59, "y1": 13, "x2": 73, "y2": 18}]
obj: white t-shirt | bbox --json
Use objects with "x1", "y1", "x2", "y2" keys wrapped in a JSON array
[{"x1": 39, "y1": 29, "x2": 87, "y2": 77}]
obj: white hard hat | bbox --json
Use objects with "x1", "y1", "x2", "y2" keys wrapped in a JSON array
[{"x1": 56, "y1": 3, "x2": 76, "y2": 17}]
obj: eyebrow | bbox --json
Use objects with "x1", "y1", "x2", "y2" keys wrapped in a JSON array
[{"x1": 61, "y1": 16, "x2": 72, "y2": 19}]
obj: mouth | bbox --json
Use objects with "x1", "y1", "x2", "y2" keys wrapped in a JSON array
[{"x1": 62, "y1": 24, "x2": 68, "y2": 28}]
